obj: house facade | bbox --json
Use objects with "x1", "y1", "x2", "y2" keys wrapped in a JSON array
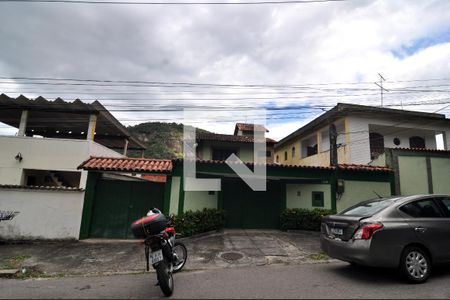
[
  {"x1": 0, "y1": 94, "x2": 146, "y2": 240},
  {"x1": 78, "y1": 156, "x2": 394, "y2": 239},
  {"x1": 274, "y1": 103, "x2": 450, "y2": 166}
]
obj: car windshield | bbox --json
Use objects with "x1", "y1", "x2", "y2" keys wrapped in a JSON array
[{"x1": 339, "y1": 199, "x2": 393, "y2": 216}]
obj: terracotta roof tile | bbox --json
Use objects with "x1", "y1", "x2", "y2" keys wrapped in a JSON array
[
  {"x1": 197, "y1": 132, "x2": 277, "y2": 144},
  {"x1": 173, "y1": 159, "x2": 335, "y2": 171},
  {"x1": 78, "y1": 157, "x2": 172, "y2": 173},
  {"x1": 235, "y1": 123, "x2": 269, "y2": 132},
  {"x1": 388, "y1": 147, "x2": 450, "y2": 154},
  {"x1": 338, "y1": 164, "x2": 393, "y2": 173},
  {"x1": 0, "y1": 184, "x2": 83, "y2": 191}
]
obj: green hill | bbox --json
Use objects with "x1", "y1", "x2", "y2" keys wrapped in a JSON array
[{"x1": 127, "y1": 122, "x2": 211, "y2": 159}]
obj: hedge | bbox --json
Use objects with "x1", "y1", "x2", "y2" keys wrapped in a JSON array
[
  {"x1": 280, "y1": 208, "x2": 335, "y2": 231},
  {"x1": 172, "y1": 208, "x2": 226, "y2": 237}
]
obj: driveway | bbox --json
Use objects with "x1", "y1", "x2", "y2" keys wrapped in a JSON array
[{"x1": 0, "y1": 230, "x2": 328, "y2": 278}]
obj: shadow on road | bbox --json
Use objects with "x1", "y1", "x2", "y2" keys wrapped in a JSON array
[{"x1": 327, "y1": 262, "x2": 450, "y2": 285}]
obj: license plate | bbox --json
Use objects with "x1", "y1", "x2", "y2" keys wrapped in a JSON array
[
  {"x1": 149, "y1": 250, "x2": 163, "y2": 264},
  {"x1": 330, "y1": 227, "x2": 343, "y2": 235}
]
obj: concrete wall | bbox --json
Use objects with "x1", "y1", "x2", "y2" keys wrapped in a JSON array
[
  {"x1": 0, "y1": 188, "x2": 85, "y2": 240},
  {"x1": 396, "y1": 155, "x2": 450, "y2": 195},
  {"x1": 398, "y1": 156, "x2": 429, "y2": 195},
  {"x1": 286, "y1": 184, "x2": 332, "y2": 210},
  {"x1": 430, "y1": 158, "x2": 450, "y2": 194},
  {"x1": 0, "y1": 136, "x2": 123, "y2": 188},
  {"x1": 183, "y1": 191, "x2": 218, "y2": 212},
  {"x1": 337, "y1": 180, "x2": 391, "y2": 212}
]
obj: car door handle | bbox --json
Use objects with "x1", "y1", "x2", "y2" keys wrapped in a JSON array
[{"x1": 414, "y1": 227, "x2": 427, "y2": 233}]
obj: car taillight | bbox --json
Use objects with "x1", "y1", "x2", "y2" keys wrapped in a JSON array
[{"x1": 353, "y1": 223, "x2": 383, "y2": 240}]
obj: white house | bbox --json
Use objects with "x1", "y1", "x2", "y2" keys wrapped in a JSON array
[
  {"x1": 274, "y1": 103, "x2": 450, "y2": 166},
  {"x1": 0, "y1": 94, "x2": 146, "y2": 240}
]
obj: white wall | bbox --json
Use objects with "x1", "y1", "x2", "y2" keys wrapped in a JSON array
[
  {"x1": 0, "y1": 136, "x2": 123, "y2": 188},
  {"x1": 0, "y1": 189, "x2": 85, "y2": 240},
  {"x1": 346, "y1": 116, "x2": 449, "y2": 165}
]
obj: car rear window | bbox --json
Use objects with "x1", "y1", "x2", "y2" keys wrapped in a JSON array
[{"x1": 339, "y1": 199, "x2": 393, "y2": 216}]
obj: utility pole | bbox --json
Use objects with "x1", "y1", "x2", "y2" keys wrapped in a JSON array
[{"x1": 374, "y1": 73, "x2": 389, "y2": 107}]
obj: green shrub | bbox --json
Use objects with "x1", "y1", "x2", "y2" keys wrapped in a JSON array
[
  {"x1": 280, "y1": 208, "x2": 335, "y2": 231},
  {"x1": 172, "y1": 208, "x2": 226, "y2": 237}
]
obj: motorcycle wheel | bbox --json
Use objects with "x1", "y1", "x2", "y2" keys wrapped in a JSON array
[
  {"x1": 156, "y1": 261, "x2": 174, "y2": 296},
  {"x1": 172, "y1": 242, "x2": 187, "y2": 273}
]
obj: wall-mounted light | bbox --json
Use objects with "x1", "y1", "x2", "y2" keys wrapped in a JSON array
[{"x1": 15, "y1": 152, "x2": 23, "y2": 162}]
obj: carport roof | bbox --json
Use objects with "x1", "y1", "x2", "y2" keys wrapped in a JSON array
[{"x1": 0, "y1": 94, "x2": 146, "y2": 150}]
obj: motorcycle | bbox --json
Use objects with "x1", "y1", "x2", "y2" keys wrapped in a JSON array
[{"x1": 131, "y1": 208, "x2": 187, "y2": 296}]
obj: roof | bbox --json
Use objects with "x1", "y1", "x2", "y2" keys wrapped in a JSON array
[
  {"x1": 79, "y1": 156, "x2": 392, "y2": 174},
  {"x1": 234, "y1": 123, "x2": 269, "y2": 134},
  {"x1": 387, "y1": 147, "x2": 450, "y2": 154},
  {"x1": 173, "y1": 159, "x2": 393, "y2": 173},
  {"x1": 276, "y1": 102, "x2": 450, "y2": 149},
  {"x1": 0, "y1": 184, "x2": 83, "y2": 191},
  {"x1": 78, "y1": 157, "x2": 173, "y2": 173},
  {"x1": 197, "y1": 132, "x2": 277, "y2": 144},
  {"x1": 337, "y1": 164, "x2": 393, "y2": 173},
  {"x1": 0, "y1": 94, "x2": 146, "y2": 150}
]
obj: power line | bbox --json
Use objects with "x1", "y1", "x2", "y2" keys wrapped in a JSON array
[{"x1": 0, "y1": 0, "x2": 350, "y2": 5}]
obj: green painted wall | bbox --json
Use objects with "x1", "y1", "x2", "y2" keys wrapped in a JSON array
[
  {"x1": 398, "y1": 156, "x2": 428, "y2": 195},
  {"x1": 337, "y1": 180, "x2": 391, "y2": 212},
  {"x1": 169, "y1": 176, "x2": 181, "y2": 215},
  {"x1": 286, "y1": 184, "x2": 332, "y2": 209},
  {"x1": 431, "y1": 157, "x2": 450, "y2": 194},
  {"x1": 183, "y1": 191, "x2": 218, "y2": 212}
]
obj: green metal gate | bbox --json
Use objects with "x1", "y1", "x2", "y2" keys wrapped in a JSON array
[
  {"x1": 222, "y1": 179, "x2": 283, "y2": 229},
  {"x1": 89, "y1": 178, "x2": 165, "y2": 239}
]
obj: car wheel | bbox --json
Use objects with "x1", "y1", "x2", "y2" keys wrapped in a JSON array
[{"x1": 399, "y1": 246, "x2": 431, "y2": 283}]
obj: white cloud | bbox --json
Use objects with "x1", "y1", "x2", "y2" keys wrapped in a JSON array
[{"x1": 1, "y1": 0, "x2": 450, "y2": 137}]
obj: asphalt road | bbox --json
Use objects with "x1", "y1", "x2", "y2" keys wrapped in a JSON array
[{"x1": 1, "y1": 262, "x2": 450, "y2": 299}]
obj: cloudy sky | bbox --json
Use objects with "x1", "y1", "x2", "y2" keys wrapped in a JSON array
[{"x1": 1, "y1": 0, "x2": 450, "y2": 140}]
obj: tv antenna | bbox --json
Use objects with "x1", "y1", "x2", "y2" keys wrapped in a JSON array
[{"x1": 374, "y1": 73, "x2": 389, "y2": 107}]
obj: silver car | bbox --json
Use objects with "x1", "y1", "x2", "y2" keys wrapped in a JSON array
[{"x1": 320, "y1": 195, "x2": 450, "y2": 283}]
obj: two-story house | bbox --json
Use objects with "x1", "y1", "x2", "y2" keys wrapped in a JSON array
[
  {"x1": 0, "y1": 94, "x2": 146, "y2": 240},
  {"x1": 196, "y1": 123, "x2": 277, "y2": 163},
  {"x1": 274, "y1": 103, "x2": 450, "y2": 166}
]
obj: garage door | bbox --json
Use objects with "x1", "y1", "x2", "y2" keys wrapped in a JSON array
[
  {"x1": 222, "y1": 179, "x2": 283, "y2": 229},
  {"x1": 89, "y1": 179, "x2": 165, "y2": 239}
]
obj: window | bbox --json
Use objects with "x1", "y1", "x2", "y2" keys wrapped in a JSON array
[
  {"x1": 276, "y1": 155, "x2": 279, "y2": 163},
  {"x1": 266, "y1": 151, "x2": 272, "y2": 157},
  {"x1": 409, "y1": 136, "x2": 425, "y2": 149},
  {"x1": 292, "y1": 147, "x2": 296, "y2": 158},
  {"x1": 369, "y1": 132, "x2": 384, "y2": 160},
  {"x1": 306, "y1": 144, "x2": 318, "y2": 157},
  {"x1": 284, "y1": 151, "x2": 288, "y2": 161},
  {"x1": 340, "y1": 199, "x2": 393, "y2": 216},
  {"x1": 437, "y1": 198, "x2": 450, "y2": 217},
  {"x1": 312, "y1": 191, "x2": 324, "y2": 207},
  {"x1": 212, "y1": 148, "x2": 238, "y2": 161},
  {"x1": 399, "y1": 199, "x2": 444, "y2": 218}
]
